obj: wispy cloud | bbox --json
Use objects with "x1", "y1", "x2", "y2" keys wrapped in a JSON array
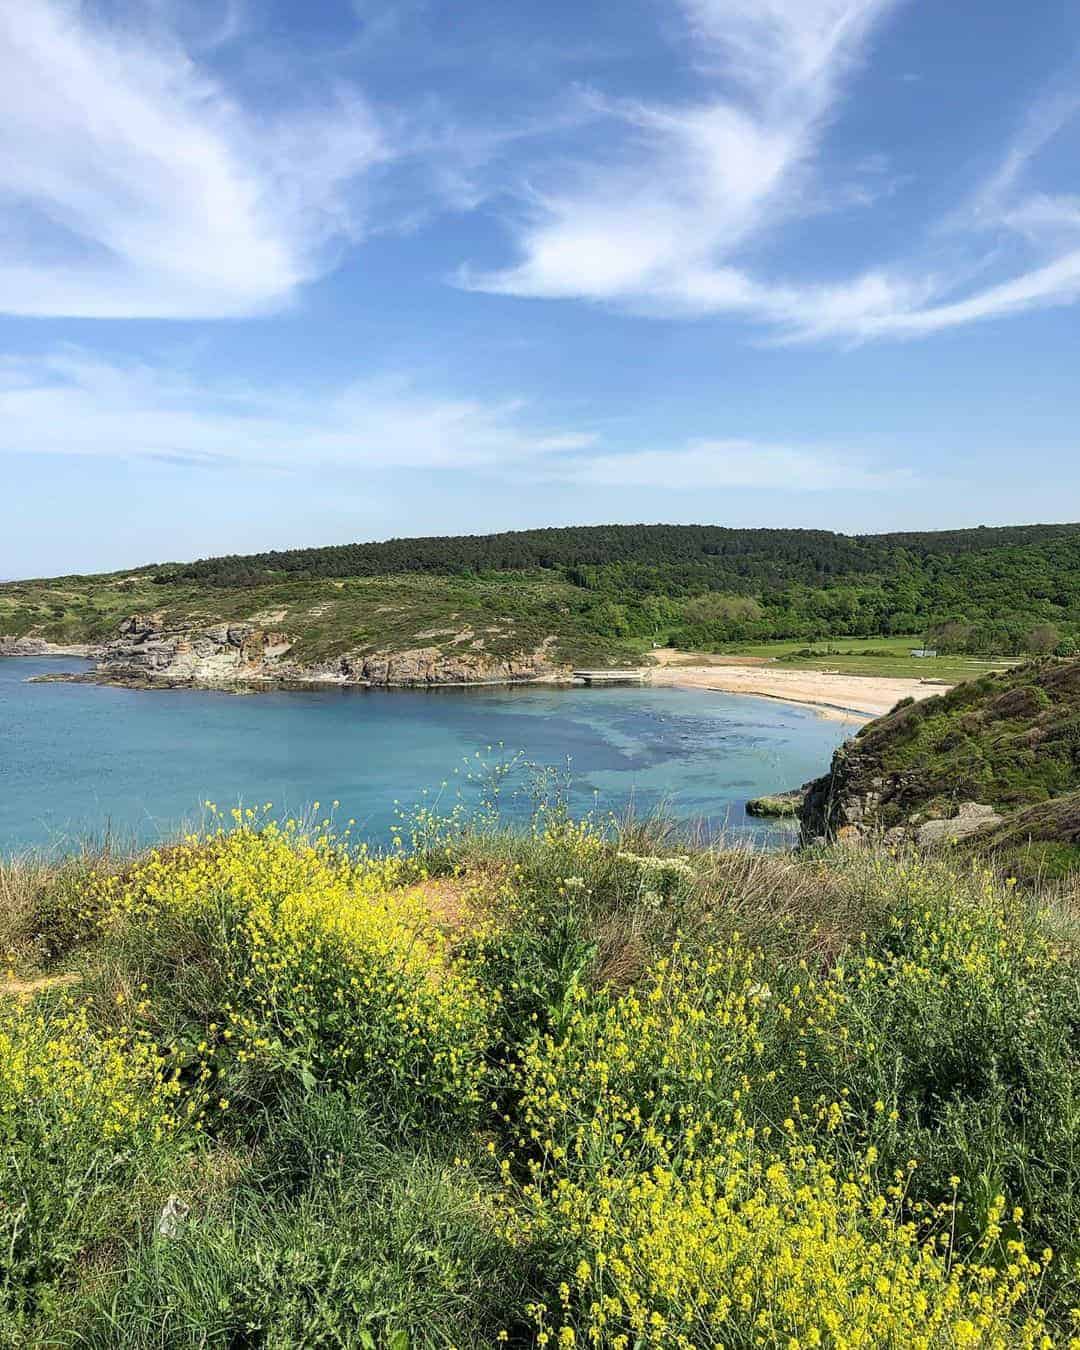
[
  {"x1": 0, "y1": 1, "x2": 387, "y2": 318},
  {"x1": 0, "y1": 350, "x2": 594, "y2": 467},
  {"x1": 459, "y1": 1, "x2": 1080, "y2": 343},
  {"x1": 542, "y1": 439, "x2": 912, "y2": 493},
  {"x1": 0, "y1": 348, "x2": 908, "y2": 496},
  {"x1": 459, "y1": 0, "x2": 901, "y2": 312}
]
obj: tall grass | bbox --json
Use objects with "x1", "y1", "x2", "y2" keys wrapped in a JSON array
[{"x1": 2, "y1": 804, "x2": 1079, "y2": 1346}]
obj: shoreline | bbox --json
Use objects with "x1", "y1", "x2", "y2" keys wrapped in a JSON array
[
  {"x1": 649, "y1": 663, "x2": 950, "y2": 723},
  {"x1": 6, "y1": 650, "x2": 951, "y2": 720}
]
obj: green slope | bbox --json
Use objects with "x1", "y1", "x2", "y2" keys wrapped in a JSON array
[{"x1": 3, "y1": 520, "x2": 1080, "y2": 665}]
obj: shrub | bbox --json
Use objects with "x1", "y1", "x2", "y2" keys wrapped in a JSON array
[
  {"x1": 508, "y1": 924, "x2": 1060, "y2": 1347},
  {"x1": 93, "y1": 817, "x2": 493, "y2": 1133},
  {"x1": 0, "y1": 998, "x2": 188, "y2": 1332}
]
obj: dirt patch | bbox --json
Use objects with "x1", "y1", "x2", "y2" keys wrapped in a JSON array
[
  {"x1": 650, "y1": 647, "x2": 772, "y2": 668},
  {"x1": 407, "y1": 876, "x2": 475, "y2": 931},
  {"x1": 403, "y1": 862, "x2": 509, "y2": 934},
  {"x1": 0, "y1": 972, "x2": 79, "y2": 999}
]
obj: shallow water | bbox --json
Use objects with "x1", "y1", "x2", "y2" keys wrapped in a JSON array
[{"x1": 0, "y1": 658, "x2": 853, "y2": 852}]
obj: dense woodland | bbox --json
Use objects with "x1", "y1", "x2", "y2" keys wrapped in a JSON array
[{"x1": 150, "y1": 522, "x2": 1080, "y2": 654}]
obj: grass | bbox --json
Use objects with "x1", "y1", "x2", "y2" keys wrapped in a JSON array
[
  {"x1": 0, "y1": 569, "x2": 652, "y2": 671},
  {"x1": 721, "y1": 634, "x2": 1025, "y2": 682},
  {"x1": 1, "y1": 573, "x2": 1032, "y2": 684},
  {"x1": 3, "y1": 802, "x2": 1080, "y2": 1346}
]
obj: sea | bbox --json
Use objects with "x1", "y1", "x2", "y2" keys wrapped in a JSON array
[{"x1": 0, "y1": 657, "x2": 854, "y2": 852}]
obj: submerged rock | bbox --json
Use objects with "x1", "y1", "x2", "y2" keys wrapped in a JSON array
[{"x1": 746, "y1": 787, "x2": 807, "y2": 818}]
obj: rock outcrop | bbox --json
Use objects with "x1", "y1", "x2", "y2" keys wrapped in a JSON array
[
  {"x1": 0, "y1": 635, "x2": 96, "y2": 658},
  {"x1": 90, "y1": 617, "x2": 295, "y2": 688},
  {"x1": 799, "y1": 658, "x2": 1080, "y2": 877},
  {"x1": 45, "y1": 617, "x2": 566, "y2": 690},
  {"x1": 335, "y1": 643, "x2": 560, "y2": 687},
  {"x1": 910, "y1": 802, "x2": 1004, "y2": 847}
]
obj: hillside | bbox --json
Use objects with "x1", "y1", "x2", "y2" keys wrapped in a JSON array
[
  {"x1": 2, "y1": 522, "x2": 1080, "y2": 687},
  {"x1": 802, "y1": 656, "x2": 1080, "y2": 877},
  {"x1": 3, "y1": 810, "x2": 1079, "y2": 1344}
]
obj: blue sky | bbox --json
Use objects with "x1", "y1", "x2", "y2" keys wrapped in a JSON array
[{"x1": 2, "y1": 0, "x2": 1079, "y2": 577}]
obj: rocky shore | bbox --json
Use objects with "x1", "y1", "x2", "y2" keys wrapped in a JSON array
[
  {"x1": 798, "y1": 736, "x2": 1005, "y2": 848},
  {"x1": 0, "y1": 635, "x2": 96, "y2": 658},
  {"x1": 6, "y1": 615, "x2": 566, "y2": 691},
  {"x1": 796, "y1": 659, "x2": 1080, "y2": 875}
]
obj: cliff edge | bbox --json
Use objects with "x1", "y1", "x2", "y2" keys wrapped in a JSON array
[{"x1": 800, "y1": 657, "x2": 1080, "y2": 878}]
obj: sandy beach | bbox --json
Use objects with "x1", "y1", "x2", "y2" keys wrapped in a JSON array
[{"x1": 648, "y1": 655, "x2": 950, "y2": 722}]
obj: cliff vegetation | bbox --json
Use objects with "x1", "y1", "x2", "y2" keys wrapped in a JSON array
[
  {"x1": 802, "y1": 658, "x2": 1080, "y2": 879},
  {"x1": 3, "y1": 521, "x2": 1080, "y2": 679}
]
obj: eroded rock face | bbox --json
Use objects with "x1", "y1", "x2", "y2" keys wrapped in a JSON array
[
  {"x1": 80, "y1": 620, "x2": 563, "y2": 689},
  {"x1": 0, "y1": 635, "x2": 96, "y2": 657},
  {"x1": 94, "y1": 620, "x2": 295, "y2": 687},
  {"x1": 799, "y1": 739, "x2": 885, "y2": 845},
  {"x1": 335, "y1": 643, "x2": 560, "y2": 687}
]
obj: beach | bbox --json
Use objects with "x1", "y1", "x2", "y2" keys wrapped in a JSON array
[{"x1": 649, "y1": 654, "x2": 950, "y2": 722}]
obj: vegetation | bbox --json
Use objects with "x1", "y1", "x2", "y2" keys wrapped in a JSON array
[
  {"x1": 799, "y1": 657, "x2": 1080, "y2": 878},
  {"x1": 4, "y1": 795, "x2": 1080, "y2": 1346},
  {"x1": 3, "y1": 522, "x2": 1080, "y2": 670}
]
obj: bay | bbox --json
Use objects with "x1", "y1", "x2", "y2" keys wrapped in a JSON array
[{"x1": 0, "y1": 657, "x2": 852, "y2": 852}]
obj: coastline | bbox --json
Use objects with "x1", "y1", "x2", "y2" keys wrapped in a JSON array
[
  {"x1": 649, "y1": 663, "x2": 950, "y2": 723},
  {"x1": 3, "y1": 641, "x2": 951, "y2": 720}
]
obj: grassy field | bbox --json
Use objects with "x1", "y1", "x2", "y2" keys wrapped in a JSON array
[
  {"x1": 3, "y1": 796, "x2": 1080, "y2": 1346},
  {"x1": 723, "y1": 634, "x2": 1025, "y2": 682}
]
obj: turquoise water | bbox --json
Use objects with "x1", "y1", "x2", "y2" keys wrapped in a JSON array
[{"x1": 0, "y1": 658, "x2": 852, "y2": 852}]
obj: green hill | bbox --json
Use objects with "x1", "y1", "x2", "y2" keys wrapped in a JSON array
[{"x1": 3, "y1": 521, "x2": 1080, "y2": 669}]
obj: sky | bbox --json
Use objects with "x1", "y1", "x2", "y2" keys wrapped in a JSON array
[{"x1": 2, "y1": 0, "x2": 1080, "y2": 578}]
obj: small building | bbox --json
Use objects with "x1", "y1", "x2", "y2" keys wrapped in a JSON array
[{"x1": 909, "y1": 648, "x2": 938, "y2": 658}]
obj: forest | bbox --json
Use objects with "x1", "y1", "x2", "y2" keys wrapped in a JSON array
[{"x1": 148, "y1": 522, "x2": 1080, "y2": 655}]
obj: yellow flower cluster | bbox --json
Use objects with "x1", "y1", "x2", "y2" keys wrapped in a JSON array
[
  {"x1": 512, "y1": 931, "x2": 1066, "y2": 1348},
  {"x1": 0, "y1": 998, "x2": 183, "y2": 1145},
  {"x1": 99, "y1": 815, "x2": 493, "y2": 1123}
]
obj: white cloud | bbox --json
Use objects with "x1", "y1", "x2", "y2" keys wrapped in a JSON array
[
  {"x1": 0, "y1": 350, "x2": 594, "y2": 467},
  {"x1": 546, "y1": 439, "x2": 911, "y2": 493},
  {"x1": 0, "y1": 1, "x2": 387, "y2": 318},
  {"x1": 0, "y1": 349, "x2": 908, "y2": 495},
  {"x1": 460, "y1": 1, "x2": 1080, "y2": 343},
  {"x1": 461, "y1": 0, "x2": 901, "y2": 313}
]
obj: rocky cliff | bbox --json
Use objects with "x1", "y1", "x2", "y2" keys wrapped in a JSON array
[
  {"x1": 0, "y1": 635, "x2": 96, "y2": 658},
  {"x1": 800, "y1": 657, "x2": 1080, "y2": 876},
  {"x1": 37, "y1": 615, "x2": 566, "y2": 690}
]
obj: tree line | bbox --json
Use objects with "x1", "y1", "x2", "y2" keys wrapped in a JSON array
[{"x1": 150, "y1": 522, "x2": 1080, "y2": 653}]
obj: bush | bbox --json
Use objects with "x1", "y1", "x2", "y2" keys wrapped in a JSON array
[
  {"x1": 0, "y1": 998, "x2": 189, "y2": 1333},
  {"x1": 5, "y1": 815, "x2": 1080, "y2": 1344},
  {"x1": 92, "y1": 817, "x2": 493, "y2": 1133},
  {"x1": 507, "y1": 908, "x2": 1063, "y2": 1346}
]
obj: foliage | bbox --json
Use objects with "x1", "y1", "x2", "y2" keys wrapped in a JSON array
[
  {"x1": 92, "y1": 810, "x2": 493, "y2": 1130},
  {"x1": 3, "y1": 812, "x2": 1080, "y2": 1345},
  {"x1": 0, "y1": 999, "x2": 189, "y2": 1333},
  {"x1": 4, "y1": 520, "x2": 1080, "y2": 662},
  {"x1": 846, "y1": 658, "x2": 1080, "y2": 825}
]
